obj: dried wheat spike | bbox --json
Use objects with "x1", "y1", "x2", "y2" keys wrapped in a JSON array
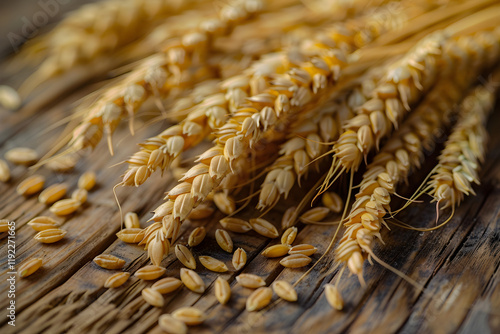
[
  {"x1": 19, "y1": 0, "x2": 201, "y2": 95},
  {"x1": 150, "y1": 4, "x2": 411, "y2": 228},
  {"x1": 335, "y1": 30, "x2": 500, "y2": 281},
  {"x1": 426, "y1": 84, "x2": 497, "y2": 209},
  {"x1": 256, "y1": 69, "x2": 384, "y2": 210},
  {"x1": 69, "y1": 0, "x2": 266, "y2": 157}
]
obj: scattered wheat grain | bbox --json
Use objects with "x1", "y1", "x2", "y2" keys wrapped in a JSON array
[
  {"x1": 180, "y1": 268, "x2": 205, "y2": 294},
  {"x1": 34, "y1": 228, "x2": 66, "y2": 243},
  {"x1": 215, "y1": 229, "x2": 233, "y2": 253},
  {"x1": 152, "y1": 277, "x2": 183, "y2": 294},
  {"x1": 5, "y1": 147, "x2": 38, "y2": 165},
  {"x1": 280, "y1": 254, "x2": 312, "y2": 268},
  {"x1": 215, "y1": 277, "x2": 231, "y2": 305},
  {"x1": 188, "y1": 226, "x2": 206, "y2": 247},
  {"x1": 288, "y1": 244, "x2": 318, "y2": 256},
  {"x1": 18, "y1": 258, "x2": 43, "y2": 278},
  {"x1": 281, "y1": 226, "x2": 297, "y2": 246},
  {"x1": 261, "y1": 244, "x2": 290, "y2": 258},
  {"x1": 71, "y1": 188, "x2": 88, "y2": 204},
  {"x1": 104, "y1": 272, "x2": 130, "y2": 288},
  {"x1": 158, "y1": 314, "x2": 188, "y2": 334},
  {"x1": 236, "y1": 273, "x2": 265, "y2": 288},
  {"x1": 0, "y1": 159, "x2": 10, "y2": 182},
  {"x1": 232, "y1": 247, "x2": 247, "y2": 271},
  {"x1": 219, "y1": 217, "x2": 252, "y2": 233},
  {"x1": 0, "y1": 85, "x2": 21, "y2": 110},
  {"x1": 93, "y1": 254, "x2": 126, "y2": 270},
  {"x1": 116, "y1": 228, "x2": 144, "y2": 243},
  {"x1": 78, "y1": 171, "x2": 96, "y2": 190},
  {"x1": 142, "y1": 287, "x2": 164, "y2": 307},
  {"x1": 49, "y1": 198, "x2": 80, "y2": 216},
  {"x1": 38, "y1": 183, "x2": 68, "y2": 204},
  {"x1": 246, "y1": 287, "x2": 272, "y2": 311},
  {"x1": 124, "y1": 212, "x2": 140, "y2": 229},
  {"x1": 213, "y1": 192, "x2": 236, "y2": 214},
  {"x1": 175, "y1": 244, "x2": 197, "y2": 269},
  {"x1": 324, "y1": 284, "x2": 343, "y2": 310},
  {"x1": 17, "y1": 174, "x2": 45, "y2": 196},
  {"x1": 188, "y1": 204, "x2": 214, "y2": 220},
  {"x1": 322, "y1": 192, "x2": 343, "y2": 213},
  {"x1": 27, "y1": 216, "x2": 59, "y2": 231},
  {"x1": 135, "y1": 265, "x2": 166, "y2": 280},
  {"x1": 272, "y1": 280, "x2": 297, "y2": 302},
  {"x1": 249, "y1": 218, "x2": 279, "y2": 238},
  {"x1": 172, "y1": 307, "x2": 206, "y2": 326},
  {"x1": 199, "y1": 256, "x2": 228, "y2": 272},
  {"x1": 299, "y1": 207, "x2": 330, "y2": 223}
]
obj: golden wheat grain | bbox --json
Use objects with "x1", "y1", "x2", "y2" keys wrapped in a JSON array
[
  {"x1": 288, "y1": 244, "x2": 318, "y2": 256},
  {"x1": 322, "y1": 192, "x2": 343, "y2": 213},
  {"x1": 188, "y1": 226, "x2": 206, "y2": 247},
  {"x1": 246, "y1": 287, "x2": 272, "y2": 311},
  {"x1": 280, "y1": 254, "x2": 312, "y2": 268},
  {"x1": 158, "y1": 314, "x2": 188, "y2": 334},
  {"x1": 175, "y1": 244, "x2": 197, "y2": 269},
  {"x1": 135, "y1": 265, "x2": 166, "y2": 280},
  {"x1": 93, "y1": 254, "x2": 126, "y2": 270},
  {"x1": 199, "y1": 256, "x2": 228, "y2": 272},
  {"x1": 18, "y1": 258, "x2": 43, "y2": 278},
  {"x1": 0, "y1": 159, "x2": 10, "y2": 182},
  {"x1": 261, "y1": 244, "x2": 290, "y2": 258},
  {"x1": 152, "y1": 277, "x2": 183, "y2": 294},
  {"x1": 49, "y1": 198, "x2": 80, "y2": 216},
  {"x1": 17, "y1": 175, "x2": 45, "y2": 196},
  {"x1": 272, "y1": 280, "x2": 297, "y2": 302},
  {"x1": 281, "y1": 226, "x2": 297, "y2": 246},
  {"x1": 215, "y1": 229, "x2": 234, "y2": 253},
  {"x1": 0, "y1": 219, "x2": 10, "y2": 233},
  {"x1": 180, "y1": 268, "x2": 205, "y2": 293},
  {"x1": 324, "y1": 284, "x2": 343, "y2": 310},
  {"x1": 219, "y1": 217, "x2": 252, "y2": 233},
  {"x1": 5, "y1": 147, "x2": 38, "y2": 165},
  {"x1": 236, "y1": 273, "x2": 265, "y2": 288},
  {"x1": 142, "y1": 287, "x2": 164, "y2": 307},
  {"x1": 78, "y1": 171, "x2": 97, "y2": 190},
  {"x1": 34, "y1": 228, "x2": 66, "y2": 243},
  {"x1": 232, "y1": 247, "x2": 247, "y2": 271},
  {"x1": 116, "y1": 228, "x2": 144, "y2": 243},
  {"x1": 249, "y1": 218, "x2": 279, "y2": 238},
  {"x1": 38, "y1": 183, "x2": 68, "y2": 205},
  {"x1": 71, "y1": 188, "x2": 88, "y2": 204},
  {"x1": 104, "y1": 272, "x2": 130, "y2": 288},
  {"x1": 27, "y1": 216, "x2": 59, "y2": 232},
  {"x1": 215, "y1": 277, "x2": 231, "y2": 305},
  {"x1": 172, "y1": 307, "x2": 206, "y2": 326}
]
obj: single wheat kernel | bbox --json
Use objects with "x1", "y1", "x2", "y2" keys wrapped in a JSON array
[
  {"x1": 142, "y1": 288, "x2": 164, "y2": 307},
  {"x1": 78, "y1": 171, "x2": 96, "y2": 190},
  {"x1": 38, "y1": 183, "x2": 68, "y2": 205},
  {"x1": 215, "y1": 277, "x2": 231, "y2": 305},
  {"x1": 180, "y1": 268, "x2": 205, "y2": 294},
  {"x1": 175, "y1": 244, "x2": 197, "y2": 269},
  {"x1": 27, "y1": 216, "x2": 59, "y2": 231},
  {"x1": 232, "y1": 247, "x2": 247, "y2": 271},
  {"x1": 18, "y1": 258, "x2": 43, "y2": 278},
  {"x1": 188, "y1": 204, "x2": 215, "y2": 220},
  {"x1": 49, "y1": 198, "x2": 80, "y2": 216},
  {"x1": 188, "y1": 226, "x2": 206, "y2": 247},
  {"x1": 93, "y1": 254, "x2": 126, "y2": 270},
  {"x1": 246, "y1": 287, "x2": 272, "y2": 312},
  {"x1": 135, "y1": 265, "x2": 166, "y2": 280},
  {"x1": 272, "y1": 280, "x2": 298, "y2": 302},
  {"x1": 33, "y1": 228, "x2": 66, "y2": 243},
  {"x1": 288, "y1": 244, "x2": 318, "y2": 256},
  {"x1": 199, "y1": 256, "x2": 228, "y2": 272},
  {"x1": 282, "y1": 206, "x2": 297, "y2": 229},
  {"x1": 0, "y1": 219, "x2": 9, "y2": 232},
  {"x1": 213, "y1": 192, "x2": 236, "y2": 214},
  {"x1": 116, "y1": 228, "x2": 144, "y2": 243},
  {"x1": 215, "y1": 229, "x2": 233, "y2": 253},
  {"x1": 17, "y1": 175, "x2": 45, "y2": 196},
  {"x1": 0, "y1": 159, "x2": 10, "y2": 182},
  {"x1": 152, "y1": 277, "x2": 183, "y2": 294},
  {"x1": 299, "y1": 207, "x2": 330, "y2": 223},
  {"x1": 124, "y1": 212, "x2": 140, "y2": 229},
  {"x1": 5, "y1": 147, "x2": 38, "y2": 165},
  {"x1": 322, "y1": 192, "x2": 343, "y2": 213},
  {"x1": 46, "y1": 155, "x2": 77, "y2": 172},
  {"x1": 104, "y1": 272, "x2": 130, "y2": 288},
  {"x1": 280, "y1": 254, "x2": 312, "y2": 268},
  {"x1": 0, "y1": 85, "x2": 21, "y2": 110},
  {"x1": 158, "y1": 314, "x2": 188, "y2": 334},
  {"x1": 235, "y1": 273, "x2": 266, "y2": 288},
  {"x1": 71, "y1": 188, "x2": 88, "y2": 204},
  {"x1": 325, "y1": 284, "x2": 343, "y2": 310},
  {"x1": 172, "y1": 307, "x2": 206, "y2": 326},
  {"x1": 219, "y1": 217, "x2": 252, "y2": 233},
  {"x1": 249, "y1": 218, "x2": 279, "y2": 238},
  {"x1": 262, "y1": 244, "x2": 290, "y2": 258},
  {"x1": 281, "y1": 226, "x2": 298, "y2": 246}
]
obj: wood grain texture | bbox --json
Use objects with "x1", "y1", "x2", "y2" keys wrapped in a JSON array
[{"x1": 1, "y1": 2, "x2": 500, "y2": 334}]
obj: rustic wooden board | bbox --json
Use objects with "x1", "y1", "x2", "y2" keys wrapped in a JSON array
[{"x1": 1, "y1": 2, "x2": 500, "y2": 334}]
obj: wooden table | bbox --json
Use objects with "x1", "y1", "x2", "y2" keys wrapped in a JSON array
[{"x1": 1, "y1": 2, "x2": 500, "y2": 334}]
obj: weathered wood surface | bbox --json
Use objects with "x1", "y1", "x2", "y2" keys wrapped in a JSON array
[{"x1": 1, "y1": 2, "x2": 500, "y2": 334}]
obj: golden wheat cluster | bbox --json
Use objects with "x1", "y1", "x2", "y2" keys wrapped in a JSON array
[{"x1": 2, "y1": 0, "x2": 500, "y2": 332}]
